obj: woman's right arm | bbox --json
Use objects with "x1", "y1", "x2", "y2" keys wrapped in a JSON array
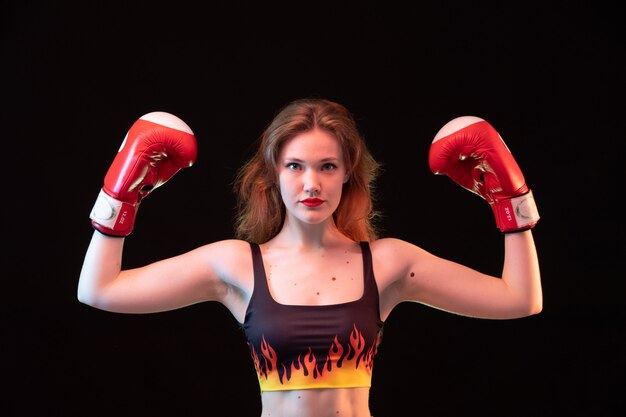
[
  {"x1": 77, "y1": 231, "x2": 222, "y2": 314},
  {"x1": 78, "y1": 111, "x2": 232, "y2": 314},
  {"x1": 77, "y1": 232, "x2": 252, "y2": 318}
]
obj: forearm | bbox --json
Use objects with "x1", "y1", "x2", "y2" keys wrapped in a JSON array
[
  {"x1": 502, "y1": 230, "x2": 543, "y2": 316},
  {"x1": 77, "y1": 231, "x2": 125, "y2": 308}
]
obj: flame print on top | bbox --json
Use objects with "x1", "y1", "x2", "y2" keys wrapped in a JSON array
[
  {"x1": 248, "y1": 324, "x2": 381, "y2": 390},
  {"x1": 243, "y1": 242, "x2": 384, "y2": 392}
]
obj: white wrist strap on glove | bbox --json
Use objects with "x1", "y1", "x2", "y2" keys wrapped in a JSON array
[
  {"x1": 90, "y1": 189, "x2": 137, "y2": 231},
  {"x1": 493, "y1": 190, "x2": 540, "y2": 233}
]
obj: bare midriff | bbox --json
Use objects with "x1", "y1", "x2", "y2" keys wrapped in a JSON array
[{"x1": 260, "y1": 387, "x2": 372, "y2": 417}]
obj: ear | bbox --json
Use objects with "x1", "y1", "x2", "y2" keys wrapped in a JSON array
[{"x1": 343, "y1": 172, "x2": 350, "y2": 183}]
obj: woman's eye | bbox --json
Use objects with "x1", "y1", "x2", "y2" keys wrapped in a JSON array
[
  {"x1": 322, "y1": 163, "x2": 337, "y2": 171},
  {"x1": 286, "y1": 162, "x2": 300, "y2": 170}
]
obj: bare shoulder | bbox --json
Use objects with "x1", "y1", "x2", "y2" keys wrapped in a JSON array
[
  {"x1": 190, "y1": 239, "x2": 254, "y2": 284},
  {"x1": 195, "y1": 238, "x2": 252, "y2": 259},
  {"x1": 369, "y1": 238, "x2": 434, "y2": 282},
  {"x1": 369, "y1": 238, "x2": 412, "y2": 276},
  {"x1": 370, "y1": 237, "x2": 425, "y2": 259}
]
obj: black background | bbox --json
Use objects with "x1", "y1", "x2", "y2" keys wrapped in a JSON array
[{"x1": 3, "y1": 1, "x2": 624, "y2": 416}]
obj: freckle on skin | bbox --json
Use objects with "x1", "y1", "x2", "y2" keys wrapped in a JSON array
[
  {"x1": 331, "y1": 277, "x2": 336, "y2": 281},
  {"x1": 410, "y1": 272, "x2": 415, "y2": 277},
  {"x1": 317, "y1": 292, "x2": 320, "y2": 295}
]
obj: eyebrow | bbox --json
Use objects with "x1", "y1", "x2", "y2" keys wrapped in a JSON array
[{"x1": 282, "y1": 157, "x2": 341, "y2": 163}]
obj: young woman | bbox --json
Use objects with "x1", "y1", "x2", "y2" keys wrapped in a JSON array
[{"x1": 78, "y1": 98, "x2": 542, "y2": 417}]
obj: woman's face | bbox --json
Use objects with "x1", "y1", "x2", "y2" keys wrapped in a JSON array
[{"x1": 277, "y1": 128, "x2": 348, "y2": 226}]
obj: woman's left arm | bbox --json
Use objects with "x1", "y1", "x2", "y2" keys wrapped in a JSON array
[
  {"x1": 374, "y1": 231, "x2": 542, "y2": 321},
  {"x1": 500, "y1": 230, "x2": 542, "y2": 316}
]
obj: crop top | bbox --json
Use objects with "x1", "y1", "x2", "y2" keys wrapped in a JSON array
[{"x1": 242, "y1": 241, "x2": 384, "y2": 392}]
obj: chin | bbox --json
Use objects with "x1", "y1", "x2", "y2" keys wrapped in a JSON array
[{"x1": 296, "y1": 212, "x2": 331, "y2": 225}]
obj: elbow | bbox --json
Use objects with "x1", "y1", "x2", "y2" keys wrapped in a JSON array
[
  {"x1": 77, "y1": 283, "x2": 122, "y2": 312},
  {"x1": 508, "y1": 280, "x2": 543, "y2": 318},
  {"x1": 527, "y1": 303, "x2": 543, "y2": 316},
  {"x1": 519, "y1": 295, "x2": 543, "y2": 317},
  {"x1": 77, "y1": 290, "x2": 90, "y2": 306},
  {"x1": 531, "y1": 298, "x2": 543, "y2": 315},
  {"x1": 77, "y1": 284, "x2": 105, "y2": 309},
  {"x1": 77, "y1": 288, "x2": 95, "y2": 307},
  {"x1": 504, "y1": 291, "x2": 542, "y2": 319},
  {"x1": 529, "y1": 288, "x2": 544, "y2": 315}
]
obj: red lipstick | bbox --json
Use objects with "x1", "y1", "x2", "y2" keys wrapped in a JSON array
[{"x1": 301, "y1": 198, "x2": 324, "y2": 207}]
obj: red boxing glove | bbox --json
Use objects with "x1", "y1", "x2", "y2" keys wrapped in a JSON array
[
  {"x1": 90, "y1": 112, "x2": 197, "y2": 237},
  {"x1": 428, "y1": 116, "x2": 539, "y2": 233}
]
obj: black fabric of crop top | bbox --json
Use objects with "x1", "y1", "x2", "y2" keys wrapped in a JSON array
[{"x1": 242, "y1": 241, "x2": 384, "y2": 392}]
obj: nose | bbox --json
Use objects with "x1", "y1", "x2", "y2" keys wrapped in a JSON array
[{"x1": 303, "y1": 169, "x2": 320, "y2": 195}]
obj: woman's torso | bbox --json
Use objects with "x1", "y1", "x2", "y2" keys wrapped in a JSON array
[{"x1": 241, "y1": 239, "x2": 383, "y2": 416}]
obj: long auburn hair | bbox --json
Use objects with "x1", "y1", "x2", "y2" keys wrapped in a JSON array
[{"x1": 233, "y1": 98, "x2": 381, "y2": 244}]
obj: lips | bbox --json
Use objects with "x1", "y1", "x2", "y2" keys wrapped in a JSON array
[{"x1": 301, "y1": 198, "x2": 324, "y2": 207}]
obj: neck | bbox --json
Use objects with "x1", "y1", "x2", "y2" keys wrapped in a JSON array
[{"x1": 272, "y1": 216, "x2": 349, "y2": 250}]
